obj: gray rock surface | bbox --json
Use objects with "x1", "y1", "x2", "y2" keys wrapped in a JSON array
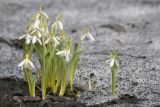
[{"x1": 0, "y1": 0, "x2": 160, "y2": 106}]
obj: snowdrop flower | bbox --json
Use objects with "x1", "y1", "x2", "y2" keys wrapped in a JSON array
[
  {"x1": 45, "y1": 35, "x2": 60, "y2": 46},
  {"x1": 57, "y1": 20, "x2": 63, "y2": 30},
  {"x1": 19, "y1": 34, "x2": 33, "y2": 44},
  {"x1": 19, "y1": 33, "x2": 42, "y2": 45},
  {"x1": 106, "y1": 58, "x2": 119, "y2": 67},
  {"x1": 32, "y1": 13, "x2": 40, "y2": 29},
  {"x1": 32, "y1": 36, "x2": 42, "y2": 45},
  {"x1": 81, "y1": 32, "x2": 95, "y2": 41},
  {"x1": 33, "y1": 19, "x2": 40, "y2": 29},
  {"x1": 51, "y1": 20, "x2": 63, "y2": 31},
  {"x1": 56, "y1": 49, "x2": 70, "y2": 62},
  {"x1": 18, "y1": 54, "x2": 35, "y2": 70},
  {"x1": 30, "y1": 30, "x2": 42, "y2": 45},
  {"x1": 106, "y1": 50, "x2": 119, "y2": 67}
]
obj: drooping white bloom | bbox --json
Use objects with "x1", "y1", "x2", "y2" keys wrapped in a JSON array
[
  {"x1": 51, "y1": 20, "x2": 64, "y2": 31},
  {"x1": 19, "y1": 34, "x2": 33, "y2": 44},
  {"x1": 106, "y1": 59, "x2": 119, "y2": 67},
  {"x1": 33, "y1": 19, "x2": 40, "y2": 29},
  {"x1": 56, "y1": 49, "x2": 70, "y2": 62},
  {"x1": 18, "y1": 54, "x2": 35, "y2": 69},
  {"x1": 30, "y1": 30, "x2": 42, "y2": 45},
  {"x1": 81, "y1": 32, "x2": 95, "y2": 41},
  {"x1": 32, "y1": 13, "x2": 40, "y2": 29},
  {"x1": 58, "y1": 20, "x2": 63, "y2": 30},
  {"x1": 19, "y1": 33, "x2": 42, "y2": 45},
  {"x1": 106, "y1": 50, "x2": 119, "y2": 67},
  {"x1": 32, "y1": 36, "x2": 42, "y2": 45},
  {"x1": 45, "y1": 36, "x2": 60, "y2": 46}
]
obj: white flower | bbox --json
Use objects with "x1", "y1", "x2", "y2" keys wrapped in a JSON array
[
  {"x1": 56, "y1": 49, "x2": 70, "y2": 62},
  {"x1": 81, "y1": 32, "x2": 95, "y2": 41},
  {"x1": 32, "y1": 13, "x2": 40, "y2": 29},
  {"x1": 19, "y1": 34, "x2": 33, "y2": 44},
  {"x1": 18, "y1": 54, "x2": 35, "y2": 69},
  {"x1": 45, "y1": 36, "x2": 60, "y2": 46},
  {"x1": 33, "y1": 19, "x2": 40, "y2": 29},
  {"x1": 19, "y1": 33, "x2": 42, "y2": 45},
  {"x1": 51, "y1": 20, "x2": 63, "y2": 31},
  {"x1": 58, "y1": 20, "x2": 63, "y2": 30},
  {"x1": 106, "y1": 59, "x2": 119, "y2": 67},
  {"x1": 32, "y1": 36, "x2": 42, "y2": 45},
  {"x1": 106, "y1": 50, "x2": 119, "y2": 67}
]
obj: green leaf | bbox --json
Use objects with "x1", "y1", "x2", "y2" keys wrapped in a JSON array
[{"x1": 70, "y1": 43, "x2": 80, "y2": 91}]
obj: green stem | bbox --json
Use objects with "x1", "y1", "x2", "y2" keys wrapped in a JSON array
[
  {"x1": 111, "y1": 63, "x2": 117, "y2": 96},
  {"x1": 41, "y1": 75, "x2": 46, "y2": 99},
  {"x1": 25, "y1": 69, "x2": 35, "y2": 97},
  {"x1": 70, "y1": 43, "x2": 79, "y2": 91},
  {"x1": 41, "y1": 43, "x2": 47, "y2": 100},
  {"x1": 59, "y1": 63, "x2": 69, "y2": 96},
  {"x1": 54, "y1": 57, "x2": 63, "y2": 93}
]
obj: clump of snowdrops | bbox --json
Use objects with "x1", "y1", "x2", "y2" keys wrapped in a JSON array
[{"x1": 18, "y1": 8, "x2": 94, "y2": 99}]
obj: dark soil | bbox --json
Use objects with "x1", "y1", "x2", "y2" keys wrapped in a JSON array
[
  {"x1": 0, "y1": 77, "x2": 86, "y2": 107},
  {"x1": 0, "y1": 77, "x2": 149, "y2": 107}
]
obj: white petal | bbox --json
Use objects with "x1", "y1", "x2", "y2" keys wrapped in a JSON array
[
  {"x1": 56, "y1": 37, "x2": 60, "y2": 41},
  {"x1": 58, "y1": 21, "x2": 63, "y2": 30},
  {"x1": 32, "y1": 36, "x2": 37, "y2": 44},
  {"x1": 110, "y1": 59, "x2": 115, "y2": 67},
  {"x1": 56, "y1": 51, "x2": 65, "y2": 56},
  {"x1": 105, "y1": 59, "x2": 111, "y2": 63},
  {"x1": 37, "y1": 38, "x2": 42, "y2": 45},
  {"x1": 64, "y1": 50, "x2": 70, "y2": 62},
  {"x1": 19, "y1": 35, "x2": 26, "y2": 40},
  {"x1": 26, "y1": 39, "x2": 30, "y2": 44},
  {"x1": 26, "y1": 36, "x2": 31, "y2": 44},
  {"x1": 41, "y1": 27, "x2": 45, "y2": 33},
  {"x1": 28, "y1": 60, "x2": 35, "y2": 69},
  {"x1": 33, "y1": 20, "x2": 39, "y2": 29},
  {"x1": 18, "y1": 60, "x2": 25, "y2": 68},
  {"x1": 37, "y1": 31, "x2": 42, "y2": 38},
  {"x1": 53, "y1": 37, "x2": 60, "y2": 45},
  {"x1": 65, "y1": 54, "x2": 69, "y2": 62},
  {"x1": 81, "y1": 33, "x2": 95, "y2": 41},
  {"x1": 44, "y1": 38, "x2": 51, "y2": 44},
  {"x1": 67, "y1": 49, "x2": 70, "y2": 55},
  {"x1": 115, "y1": 60, "x2": 119, "y2": 66},
  {"x1": 88, "y1": 33, "x2": 95, "y2": 41},
  {"x1": 80, "y1": 34, "x2": 87, "y2": 41}
]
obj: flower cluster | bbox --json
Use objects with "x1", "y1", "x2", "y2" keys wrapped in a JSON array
[{"x1": 18, "y1": 8, "x2": 94, "y2": 99}]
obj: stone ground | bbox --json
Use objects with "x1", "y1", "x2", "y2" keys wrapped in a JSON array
[{"x1": 0, "y1": 0, "x2": 160, "y2": 106}]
